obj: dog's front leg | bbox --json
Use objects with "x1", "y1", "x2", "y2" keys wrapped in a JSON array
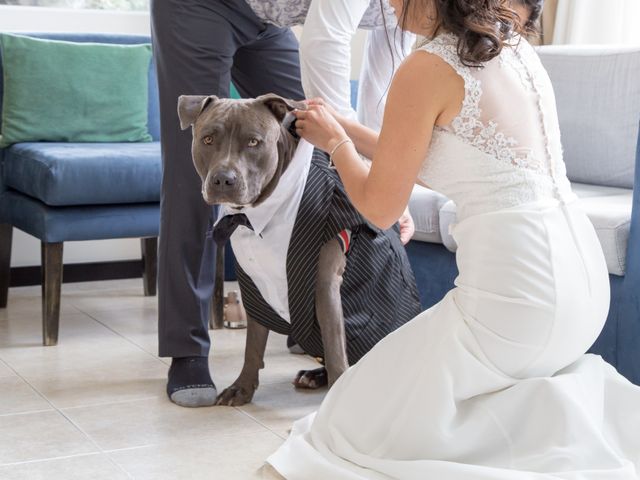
[
  {"x1": 216, "y1": 315, "x2": 269, "y2": 406},
  {"x1": 315, "y1": 239, "x2": 349, "y2": 387}
]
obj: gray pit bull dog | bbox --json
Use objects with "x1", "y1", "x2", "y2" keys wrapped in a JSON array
[{"x1": 177, "y1": 93, "x2": 421, "y2": 406}]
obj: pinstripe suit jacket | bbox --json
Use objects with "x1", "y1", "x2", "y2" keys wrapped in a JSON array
[{"x1": 236, "y1": 149, "x2": 422, "y2": 364}]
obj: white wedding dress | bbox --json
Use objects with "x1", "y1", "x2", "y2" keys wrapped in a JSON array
[{"x1": 268, "y1": 33, "x2": 640, "y2": 479}]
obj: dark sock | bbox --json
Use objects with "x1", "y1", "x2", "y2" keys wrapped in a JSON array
[{"x1": 166, "y1": 356, "x2": 217, "y2": 407}]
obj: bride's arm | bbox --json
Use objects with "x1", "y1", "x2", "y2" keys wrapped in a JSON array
[
  {"x1": 341, "y1": 118, "x2": 378, "y2": 160},
  {"x1": 295, "y1": 51, "x2": 462, "y2": 229}
]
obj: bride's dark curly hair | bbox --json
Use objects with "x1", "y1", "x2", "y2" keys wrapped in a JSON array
[
  {"x1": 517, "y1": 0, "x2": 544, "y2": 34},
  {"x1": 397, "y1": 0, "x2": 544, "y2": 67}
]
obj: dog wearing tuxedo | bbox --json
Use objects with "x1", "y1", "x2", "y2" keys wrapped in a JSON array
[{"x1": 177, "y1": 93, "x2": 421, "y2": 406}]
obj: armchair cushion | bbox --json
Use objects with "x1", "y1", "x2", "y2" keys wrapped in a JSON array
[
  {"x1": 0, "y1": 188, "x2": 159, "y2": 243},
  {"x1": 572, "y1": 183, "x2": 632, "y2": 276},
  {"x1": 4, "y1": 142, "x2": 161, "y2": 206},
  {"x1": 407, "y1": 185, "x2": 449, "y2": 244},
  {"x1": 421, "y1": 183, "x2": 632, "y2": 276}
]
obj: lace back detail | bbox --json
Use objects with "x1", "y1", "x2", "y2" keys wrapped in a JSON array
[
  {"x1": 417, "y1": 33, "x2": 575, "y2": 220},
  {"x1": 418, "y1": 34, "x2": 550, "y2": 177}
]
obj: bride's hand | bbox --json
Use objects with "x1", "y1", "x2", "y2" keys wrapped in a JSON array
[
  {"x1": 304, "y1": 98, "x2": 353, "y2": 130},
  {"x1": 305, "y1": 97, "x2": 338, "y2": 118},
  {"x1": 294, "y1": 105, "x2": 349, "y2": 154},
  {"x1": 398, "y1": 207, "x2": 415, "y2": 245}
]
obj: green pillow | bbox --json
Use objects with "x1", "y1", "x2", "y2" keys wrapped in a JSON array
[
  {"x1": 230, "y1": 83, "x2": 241, "y2": 99},
  {"x1": 0, "y1": 34, "x2": 153, "y2": 148}
]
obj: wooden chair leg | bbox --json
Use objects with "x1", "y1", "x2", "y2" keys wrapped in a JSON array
[
  {"x1": 41, "y1": 242, "x2": 63, "y2": 346},
  {"x1": 209, "y1": 243, "x2": 225, "y2": 330},
  {"x1": 0, "y1": 224, "x2": 12, "y2": 308},
  {"x1": 141, "y1": 237, "x2": 157, "y2": 297}
]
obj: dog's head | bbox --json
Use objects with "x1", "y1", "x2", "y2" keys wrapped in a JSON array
[{"x1": 177, "y1": 94, "x2": 306, "y2": 207}]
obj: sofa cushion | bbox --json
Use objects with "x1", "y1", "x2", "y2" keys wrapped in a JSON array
[
  {"x1": 0, "y1": 33, "x2": 153, "y2": 147},
  {"x1": 407, "y1": 185, "x2": 449, "y2": 244},
  {"x1": 4, "y1": 142, "x2": 161, "y2": 206},
  {"x1": 414, "y1": 183, "x2": 632, "y2": 276},
  {"x1": 537, "y1": 46, "x2": 640, "y2": 189},
  {"x1": 438, "y1": 200, "x2": 458, "y2": 253},
  {"x1": 572, "y1": 183, "x2": 633, "y2": 276}
]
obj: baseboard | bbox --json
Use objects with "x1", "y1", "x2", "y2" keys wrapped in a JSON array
[{"x1": 9, "y1": 260, "x2": 143, "y2": 287}]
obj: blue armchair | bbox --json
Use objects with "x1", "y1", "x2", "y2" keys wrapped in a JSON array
[
  {"x1": 0, "y1": 33, "x2": 161, "y2": 346},
  {"x1": 405, "y1": 45, "x2": 640, "y2": 385}
]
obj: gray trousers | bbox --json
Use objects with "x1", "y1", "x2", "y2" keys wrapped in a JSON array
[{"x1": 151, "y1": 0, "x2": 304, "y2": 357}]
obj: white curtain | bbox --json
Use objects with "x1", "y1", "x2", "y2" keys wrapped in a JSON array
[{"x1": 553, "y1": 0, "x2": 640, "y2": 45}]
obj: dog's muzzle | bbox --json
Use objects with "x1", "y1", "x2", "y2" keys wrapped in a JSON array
[{"x1": 203, "y1": 169, "x2": 247, "y2": 205}]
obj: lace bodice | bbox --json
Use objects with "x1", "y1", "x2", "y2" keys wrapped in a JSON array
[{"x1": 417, "y1": 33, "x2": 575, "y2": 220}]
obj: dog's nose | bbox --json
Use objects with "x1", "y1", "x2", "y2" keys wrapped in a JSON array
[{"x1": 211, "y1": 171, "x2": 237, "y2": 190}]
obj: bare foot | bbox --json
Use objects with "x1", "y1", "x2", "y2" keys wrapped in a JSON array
[{"x1": 292, "y1": 367, "x2": 328, "y2": 389}]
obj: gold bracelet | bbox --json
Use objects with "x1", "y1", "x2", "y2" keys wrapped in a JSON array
[{"x1": 328, "y1": 138, "x2": 354, "y2": 169}]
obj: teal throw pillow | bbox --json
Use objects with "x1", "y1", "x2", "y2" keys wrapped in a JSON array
[{"x1": 0, "y1": 33, "x2": 153, "y2": 148}]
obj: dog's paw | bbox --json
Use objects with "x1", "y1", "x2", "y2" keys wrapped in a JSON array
[
  {"x1": 292, "y1": 367, "x2": 328, "y2": 389},
  {"x1": 215, "y1": 383, "x2": 256, "y2": 406}
]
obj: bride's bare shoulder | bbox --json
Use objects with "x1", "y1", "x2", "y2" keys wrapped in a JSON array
[{"x1": 390, "y1": 49, "x2": 465, "y2": 126}]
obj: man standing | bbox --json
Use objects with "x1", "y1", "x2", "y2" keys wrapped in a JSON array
[{"x1": 151, "y1": 0, "x2": 412, "y2": 407}]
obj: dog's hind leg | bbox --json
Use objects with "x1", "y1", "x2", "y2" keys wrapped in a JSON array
[
  {"x1": 216, "y1": 315, "x2": 269, "y2": 406},
  {"x1": 295, "y1": 239, "x2": 348, "y2": 389}
]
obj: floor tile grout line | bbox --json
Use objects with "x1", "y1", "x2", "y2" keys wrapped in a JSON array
[
  {"x1": 56, "y1": 407, "x2": 113, "y2": 460},
  {"x1": 57, "y1": 394, "x2": 164, "y2": 412},
  {"x1": 0, "y1": 447, "x2": 134, "y2": 479},
  {"x1": 0, "y1": 451, "x2": 102, "y2": 469},
  {"x1": 84, "y1": 426, "x2": 280, "y2": 465},
  {"x1": 100, "y1": 450, "x2": 136, "y2": 479},
  {"x1": 234, "y1": 406, "x2": 288, "y2": 441},
  {"x1": 0, "y1": 357, "x2": 12, "y2": 373},
  {"x1": 0, "y1": 346, "x2": 166, "y2": 412},
  {"x1": 101, "y1": 428, "x2": 284, "y2": 456},
  {"x1": 0, "y1": 408, "x2": 55, "y2": 418},
  {"x1": 0, "y1": 358, "x2": 59, "y2": 414},
  {"x1": 11, "y1": 372, "x2": 109, "y2": 459},
  {"x1": 72, "y1": 306, "x2": 166, "y2": 365},
  {"x1": 0, "y1": 361, "x2": 113, "y2": 463}
]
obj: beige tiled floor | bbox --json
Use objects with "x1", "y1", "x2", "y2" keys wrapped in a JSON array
[{"x1": 0, "y1": 279, "x2": 327, "y2": 479}]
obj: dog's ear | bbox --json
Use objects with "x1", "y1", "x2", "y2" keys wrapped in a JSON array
[
  {"x1": 256, "y1": 94, "x2": 306, "y2": 123},
  {"x1": 177, "y1": 95, "x2": 218, "y2": 130}
]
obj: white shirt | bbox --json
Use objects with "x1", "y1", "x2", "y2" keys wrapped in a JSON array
[
  {"x1": 245, "y1": 0, "x2": 414, "y2": 129},
  {"x1": 216, "y1": 140, "x2": 315, "y2": 322},
  {"x1": 299, "y1": 0, "x2": 414, "y2": 126}
]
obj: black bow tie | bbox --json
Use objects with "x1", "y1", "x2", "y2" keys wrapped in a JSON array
[{"x1": 212, "y1": 213, "x2": 254, "y2": 246}]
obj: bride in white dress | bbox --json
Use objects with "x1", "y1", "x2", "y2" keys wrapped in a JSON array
[{"x1": 271, "y1": 0, "x2": 640, "y2": 478}]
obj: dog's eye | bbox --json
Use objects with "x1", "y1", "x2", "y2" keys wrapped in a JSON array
[
  {"x1": 248, "y1": 138, "x2": 260, "y2": 147},
  {"x1": 203, "y1": 136, "x2": 213, "y2": 145}
]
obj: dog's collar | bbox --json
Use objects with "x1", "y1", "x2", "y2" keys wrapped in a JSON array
[{"x1": 283, "y1": 112, "x2": 299, "y2": 140}]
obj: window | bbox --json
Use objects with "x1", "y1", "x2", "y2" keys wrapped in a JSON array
[{"x1": 0, "y1": 0, "x2": 149, "y2": 11}]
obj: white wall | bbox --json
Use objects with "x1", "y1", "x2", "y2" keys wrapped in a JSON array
[
  {"x1": 0, "y1": 5, "x2": 150, "y2": 35},
  {"x1": 1, "y1": 5, "x2": 366, "y2": 267}
]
